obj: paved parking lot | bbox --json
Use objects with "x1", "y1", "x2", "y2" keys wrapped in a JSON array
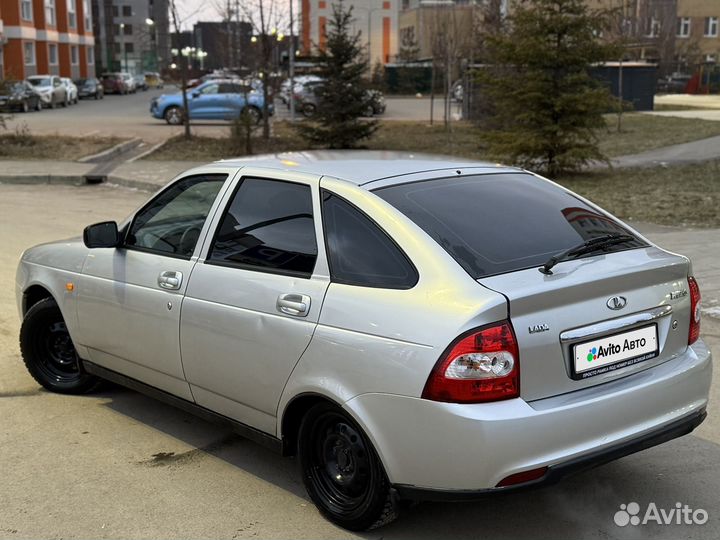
[
  {"x1": 4, "y1": 87, "x2": 456, "y2": 144},
  {"x1": 0, "y1": 183, "x2": 718, "y2": 539}
]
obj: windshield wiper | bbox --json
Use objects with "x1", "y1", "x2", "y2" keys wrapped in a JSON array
[{"x1": 539, "y1": 233, "x2": 636, "y2": 275}]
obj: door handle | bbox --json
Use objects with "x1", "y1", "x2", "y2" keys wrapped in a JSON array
[
  {"x1": 158, "y1": 271, "x2": 183, "y2": 290},
  {"x1": 277, "y1": 293, "x2": 311, "y2": 317}
]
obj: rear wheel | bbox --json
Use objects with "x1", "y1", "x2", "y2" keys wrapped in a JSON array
[
  {"x1": 164, "y1": 106, "x2": 184, "y2": 125},
  {"x1": 20, "y1": 298, "x2": 101, "y2": 394},
  {"x1": 302, "y1": 103, "x2": 316, "y2": 118},
  {"x1": 298, "y1": 403, "x2": 398, "y2": 531},
  {"x1": 21, "y1": 101, "x2": 29, "y2": 113},
  {"x1": 241, "y1": 106, "x2": 261, "y2": 125}
]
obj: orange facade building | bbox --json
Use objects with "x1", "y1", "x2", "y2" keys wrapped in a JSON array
[{"x1": 0, "y1": 0, "x2": 95, "y2": 80}]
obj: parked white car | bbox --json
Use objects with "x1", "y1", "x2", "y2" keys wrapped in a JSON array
[
  {"x1": 15, "y1": 152, "x2": 711, "y2": 531},
  {"x1": 60, "y1": 78, "x2": 79, "y2": 105},
  {"x1": 121, "y1": 72, "x2": 137, "y2": 94},
  {"x1": 26, "y1": 75, "x2": 68, "y2": 108}
]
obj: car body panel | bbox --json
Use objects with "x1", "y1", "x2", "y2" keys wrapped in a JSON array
[
  {"x1": 344, "y1": 340, "x2": 711, "y2": 489},
  {"x1": 27, "y1": 75, "x2": 67, "y2": 106},
  {"x1": 179, "y1": 167, "x2": 331, "y2": 433}
]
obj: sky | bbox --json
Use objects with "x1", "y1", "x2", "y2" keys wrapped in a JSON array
[{"x1": 175, "y1": 0, "x2": 221, "y2": 30}]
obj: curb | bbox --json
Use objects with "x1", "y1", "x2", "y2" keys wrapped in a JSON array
[
  {"x1": 78, "y1": 138, "x2": 143, "y2": 163},
  {"x1": 126, "y1": 140, "x2": 167, "y2": 163},
  {"x1": 0, "y1": 174, "x2": 159, "y2": 192}
]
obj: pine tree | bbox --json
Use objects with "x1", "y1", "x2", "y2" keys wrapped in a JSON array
[
  {"x1": 477, "y1": 0, "x2": 618, "y2": 176},
  {"x1": 296, "y1": 2, "x2": 378, "y2": 148}
]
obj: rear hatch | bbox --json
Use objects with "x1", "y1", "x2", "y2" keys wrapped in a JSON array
[{"x1": 375, "y1": 171, "x2": 693, "y2": 401}]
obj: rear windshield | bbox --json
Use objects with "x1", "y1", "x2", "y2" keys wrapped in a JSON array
[{"x1": 374, "y1": 173, "x2": 646, "y2": 279}]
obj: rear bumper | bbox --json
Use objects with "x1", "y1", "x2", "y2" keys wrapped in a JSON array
[
  {"x1": 395, "y1": 407, "x2": 706, "y2": 501},
  {"x1": 344, "y1": 339, "x2": 712, "y2": 492}
]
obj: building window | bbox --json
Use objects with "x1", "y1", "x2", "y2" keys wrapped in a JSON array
[
  {"x1": 677, "y1": 17, "x2": 691, "y2": 38},
  {"x1": 21, "y1": 0, "x2": 33, "y2": 21},
  {"x1": 68, "y1": 0, "x2": 77, "y2": 28},
  {"x1": 71, "y1": 45, "x2": 79, "y2": 65},
  {"x1": 125, "y1": 43, "x2": 134, "y2": 53},
  {"x1": 122, "y1": 5, "x2": 132, "y2": 17},
  {"x1": 24, "y1": 42, "x2": 36, "y2": 65},
  {"x1": 705, "y1": 17, "x2": 719, "y2": 37},
  {"x1": 124, "y1": 24, "x2": 133, "y2": 35},
  {"x1": 646, "y1": 17, "x2": 660, "y2": 38},
  {"x1": 84, "y1": 0, "x2": 92, "y2": 30},
  {"x1": 87, "y1": 46, "x2": 95, "y2": 64},
  {"x1": 48, "y1": 43, "x2": 58, "y2": 64},
  {"x1": 45, "y1": 0, "x2": 56, "y2": 26},
  {"x1": 112, "y1": 5, "x2": 119, "y2": 17}
]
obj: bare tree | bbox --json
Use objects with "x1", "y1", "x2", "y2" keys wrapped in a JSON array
[
  {"x1": 238, "y1": 0, "x2": 288, "y2": 140},
  {"x1": 169, "y1": 0, "x2": 192, "y2": 139}
]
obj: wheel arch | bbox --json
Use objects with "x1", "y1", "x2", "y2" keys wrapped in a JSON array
[
  {"x1": 22, "y1": 284, "x2": 56, "y2": 316},
  {"x1": 280, "y1": 392, "x2": 340, "y2": 456}
]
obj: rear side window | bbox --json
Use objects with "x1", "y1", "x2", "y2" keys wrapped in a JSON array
[
  {"x1": 375, "y1": 173, "x2": 646, "y2": 279},
  {"x1": 322, "y1": 191, "x2": 418, "y2": 289},
  {"x1": 207, "y1": 178, "x2": 317, "y2": 276}
]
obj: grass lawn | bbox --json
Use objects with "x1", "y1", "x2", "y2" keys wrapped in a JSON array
[
  {"x1": 146, "y1": 114, "x2": 720, "y2": 163},
  {"x1": 557, "y1": 161, "x2": 720, "y2": 228},
  {"x1": 0, "y1": 133, "x2": 124, "y2": 160}
]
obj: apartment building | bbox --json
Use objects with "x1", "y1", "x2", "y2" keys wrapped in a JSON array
[
  {"x1": 301, "y1": 0, "x2": 400, "y2": 65},
  {"x1": 91, "y1": 0, "x2": 169, "y2": 74},
  {"x1": 676, "y1": 0, "x2": 720, "y2": 63},
  {"x1": 0, "y1": 0, "x2": 95, "y2": 79}
]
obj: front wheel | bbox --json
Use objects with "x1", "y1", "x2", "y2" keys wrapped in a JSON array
[
  {"x1": 20, "y1": 298, "x2": 101, "y2": 394},
  {"x1": 164, "y1": 106, "x2": 184, "y2": 125},
  {"x1": 301, "y1": 103, "x2": 316, "y2": 118},
  {"x1": 298, "y1": 403, "x2": 398, "y2": 531}
]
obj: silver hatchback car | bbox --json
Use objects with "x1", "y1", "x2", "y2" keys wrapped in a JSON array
[{"x1": 16, "y1": 153, "x2": 711, "y2": 530}]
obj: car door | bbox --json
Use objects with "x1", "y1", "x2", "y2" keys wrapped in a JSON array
[
  {"x1": 189, "y1": 82, "x2": 222, "y2": 119},
  {"x1": 75, "y1": 169, "x2": 233, "y2": 399},
  {"x1": 179, "y1": 168, "x2": 330, "y2": 433}
]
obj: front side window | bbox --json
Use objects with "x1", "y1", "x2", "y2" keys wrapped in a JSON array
[
  {"x1": 126, "y1": 175, "x2": 226, "y2": 258},
  {"x1": 321, "y1": 191, "x2": 418, "y2": 289},
  {"x1": 24, "y1": 43, "x2": 36, "y2": 66},
  {"x1": 46, "y1": 0, "x2": 56, "y2": 25},
  {"x1": 21, "y1": 0, "x2": 33, "y2": 20},
  {"x1": 207, "y1": 178, "x2": 317, "y2": 276},
  {"x1": 199, "y1": 83, "x2": 219, "y2": 95}
]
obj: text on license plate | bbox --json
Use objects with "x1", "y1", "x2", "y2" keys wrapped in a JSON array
[{"x1": 573, "y1": 324, "x2": 658, "y2": 379}]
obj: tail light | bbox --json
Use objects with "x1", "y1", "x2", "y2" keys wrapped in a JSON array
[
  {"x1": 422, "y1": 321, "x2": 520, "y2": 403},
  {"x1": 688, "y1": 276, "x2": 701, "y2": 345}
]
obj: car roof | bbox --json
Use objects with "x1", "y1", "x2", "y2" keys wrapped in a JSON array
[{"x1": 213, "y1": 151, "x2": 520, "y2": 187}]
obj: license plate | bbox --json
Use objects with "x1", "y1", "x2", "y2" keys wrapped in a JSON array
[{"x1": 572, "y1": 324, "x2": 658, "y2": 380}]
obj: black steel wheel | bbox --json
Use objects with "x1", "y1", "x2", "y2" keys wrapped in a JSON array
[
  {"x1": 20, "y1": 298, "x2": 101, "y2": 394},
  {"x1": 298, "y1": 403, "x2": 398, "y2": 531}
]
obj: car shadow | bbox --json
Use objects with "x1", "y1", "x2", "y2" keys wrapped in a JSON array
[{"x1": 98, "y1": 386, "x2": 720, "y2": 540}]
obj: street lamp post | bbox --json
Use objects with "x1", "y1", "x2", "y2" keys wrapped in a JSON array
[
  {"x1": 120, "y1": 22, "x2": 126, "y2": 72},
  {"x1": 145, "y1": 18, "x2": 158, "y2": 72}
]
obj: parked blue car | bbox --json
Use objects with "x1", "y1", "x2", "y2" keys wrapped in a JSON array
[{"x1": 150, "y1": 80, "x2": 272, "y2": 125}]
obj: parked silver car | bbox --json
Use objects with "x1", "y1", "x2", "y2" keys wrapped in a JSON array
[
  {"x1": 27, "y1": 75, "x2": 68, "y2": 108},
  {"x1": 15, "y1": 153, "x2": 711, "y2": 531}
]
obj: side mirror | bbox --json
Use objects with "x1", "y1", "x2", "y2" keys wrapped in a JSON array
[
  {"x1": 191, "y1": 91, "x2": 200, "y2": 98},
  {"x1": 83, "y1": 221, "x2": 120, "y2": 248}
]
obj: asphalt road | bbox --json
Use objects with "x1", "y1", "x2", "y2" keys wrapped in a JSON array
[
  {"x1": 0, "y1": 183, "x2": 718, "y2": 539},
  {"x1": 3, "y1": 88, "x2": 455, "y2": 144}
]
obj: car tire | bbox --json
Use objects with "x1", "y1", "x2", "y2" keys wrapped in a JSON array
[
  {"x1": 363, "y1": 105, "x2": 374, "y2": 117},
  {"x1": 50, "y1": 99, "x2": 57, "y2": 109},
  {"x1": 298, "y1": 403, "x2": 399, "y2": 531},
  {"x1": 20, "y1": 298, "x2": 102, "y2": 395},
  {"x1": 21, "y1": 101, "x2": 29, "y2": 113},
  {"x1": 302, "y1": 103, "x2": 316, "y2": 118},
  {"x1": 35, "y1": 100, "x2": 43, "y2": 111},
  {"x1": 242, "y1": 106, "x2": 261, "y2": 125},
  {"x1": 164, "y1": 106, "x2": 184, "y2": 125},
  {"x1": 62, "y1": 98, "x2": 69, "y2": 108}
]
